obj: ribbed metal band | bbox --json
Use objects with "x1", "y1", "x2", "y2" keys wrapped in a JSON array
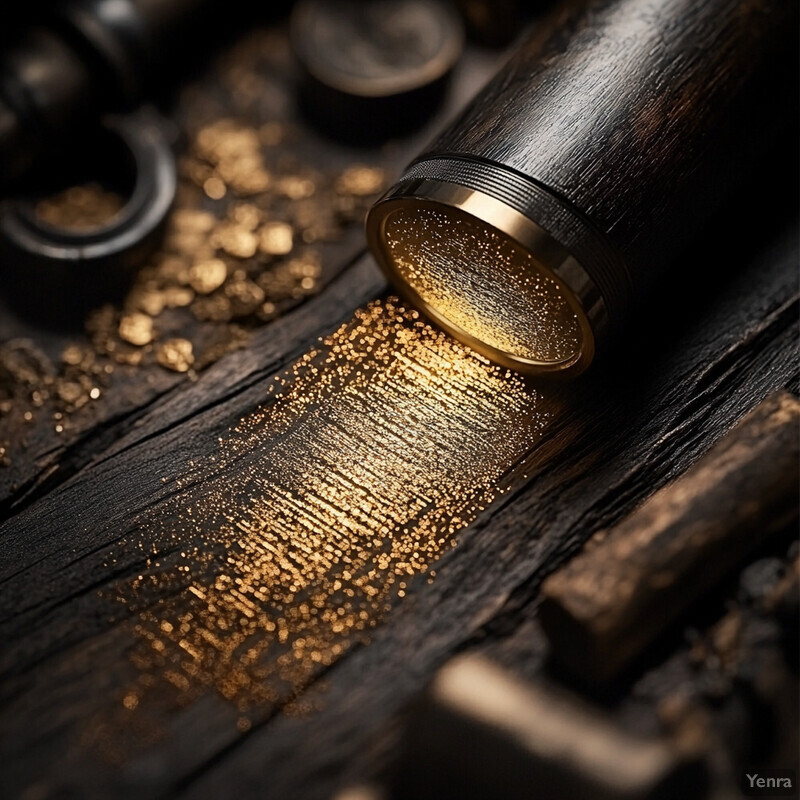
[{"x1": 401, "y1": 155, "x2": 633, "y2": 332}]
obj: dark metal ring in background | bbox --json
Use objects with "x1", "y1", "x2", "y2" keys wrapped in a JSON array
[
  {"x1": 0, "y1": 108, "x2": 176, "y2": 326},
  {"x1": 55, "y1": 0, "x2": 150, "y2": 104}
]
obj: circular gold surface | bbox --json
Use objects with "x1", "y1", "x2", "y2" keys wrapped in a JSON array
[{"x1": 367, "y1": 187, "x2": 598, "y2": 375}]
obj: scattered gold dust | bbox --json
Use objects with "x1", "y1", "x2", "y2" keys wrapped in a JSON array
[
  {"x1": 156, "y1": 339, "x2": 194, "y2": 373},
  {"x1": 277, "y1": 176, "x2": 315, "y2": 200},
  {"x1": 36, "y1": 183, "x2": 124, "y2": 230},
  {"x1": 335, "y1": 166, "x2": 385, "y2": 197},
  {"x1": 62, "y1": 345, "x2": 85, "y2": 366},
  {"x1": 0, "y1": 37, "x2": 386, "y2": 466},
  {"x1": 231, "y1": 204, "x2": 261, "y2": 230},
  {"x1": 384, "y1": 206, "x2": 583, "y2": 365},
  {"x1": 171, "y1": 209, "x2": 216, "y2": 233},
  {"x1": 118, "y1": 313, "x2": 154, "y2": 347},
  {"x1": 117, "y1": 299, "x2": 555, "y2": 715}
]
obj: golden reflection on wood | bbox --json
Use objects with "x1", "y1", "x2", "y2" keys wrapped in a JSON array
[{"x1": 116, "y1": 297, "x2": 559, "y2": 717}]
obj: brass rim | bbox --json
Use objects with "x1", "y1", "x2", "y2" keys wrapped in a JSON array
[{"x1": 366, "y1": 179, "x2": 607, "y2": 376}]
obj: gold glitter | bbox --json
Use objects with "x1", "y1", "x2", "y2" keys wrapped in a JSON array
[
  {"x1": 36, "y1": 183, "x2": 123, "y2": 230},
  {"x1": 118, "y1": 313, "x2": 154, "y2": 347},
  {"x1": 118, "y1": 299, "x2": 555, "y2": 714},
  {"x1": 162, "y1": 287, "x2": 194, "y2": 309},
  {"x1": 383, "y1": 206, "x2": 583, "y2": 365},
  {"x1": 231, "y1": 204, "x2": 262, "y2": 230},
  {"x1": 61, "y1": 345, "x2": 85, "y2": 366},
  {"x1": 189, "y1": 259, "x2": 228, "y2": 295},
  {"x1": 225, "y1": 280, "x2": 265, "y2": 317},
  {"x1": 212, "y1": 224, "x2": 259, "y2": 259},
  {"x1": 156, "y1": 340, "x2": 194, "y2": 373},
  {"x1": 0, "y1": 37, "x2": 386, "y2": 464},
  {"x1": 335, "y1": 166, "x2": 385, "y2": 197},
  {"x1": 258, "y1": 221, "x2": 294, "y2": 256},
  {"x1": 277, "y1": 176, "x2": 315, "y2": 200},
  {"x1": 171, "y1": 209, "x2": 216, "y2": 233}
]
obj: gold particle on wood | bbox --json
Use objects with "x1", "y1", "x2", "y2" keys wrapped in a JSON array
[
  {"x1": 115, "y1": 299, "x2": 554, "y2": 714},
  {"x1": 189, "y1": 259, "x2": 228, "y2": 295},
  {"x1": 225, "y1": 280, "x2": 266, "y2": 317},
  {"x1": 212, "y1": 224, "x2": 259, "y2": 259},
  {"x1": 171, "y1": 209, "x2": 216, "y2": 233},
  {"x1": 0, "y1": 48, "x2": 386, "y2": 464},
  {"x1": 156, "y1": 339, "x2": 195, "y2": 373},
  {"x1": 118, "y1": 313, "x2": 154, "y2": 347},
  {"x1": 258, "y1": 221, "x2": 294, "y2": 256}
]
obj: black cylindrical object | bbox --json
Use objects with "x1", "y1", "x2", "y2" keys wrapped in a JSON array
[
  {"x1": 366, "y1": 0, "x2": 797, "y2": 375},
  {"x1": 0, "y1": 0, "x2": 285, "y2": 189}
]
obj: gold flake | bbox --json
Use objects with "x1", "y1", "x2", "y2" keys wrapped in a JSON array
[
  {"x1": 162, "y1": 287, "x2": 195, "y2": 308},
  {"x1": 258, "y1": 221, "x2": 294, "y2": 256},
  {"x1": 118, "y1": 313, "x2": 154, "y2": 347},
  {"x1": 189, "y1": 259, "x2": 228, "y2": 295},
  {"x1": 171, "y1": 209, "x2": 216, "y2": 233},
  {"x1": 156, "y1": 339, "x2": 195, "y2": 373},
  {"x1": 212, "y1": 224, "x2": 259, "y2": 259}
]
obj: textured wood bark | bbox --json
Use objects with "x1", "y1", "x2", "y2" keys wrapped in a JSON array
[
  {"x1": 0, "y1": 205, "x2": 796, "y2": 798},
  {"x1": 539, "y1": 391, "x2": 800, "y2": 684},
  {"x1": 0, "y1": 11, "x2": 797, "y2": 800}
]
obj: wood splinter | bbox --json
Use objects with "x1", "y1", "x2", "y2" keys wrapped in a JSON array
[
  {"x1": 395, "y1": 655, "x2": 707, "y2": 800},
  {"x1": 540, "y1": 391, "x2": 800, "y2": 684}
]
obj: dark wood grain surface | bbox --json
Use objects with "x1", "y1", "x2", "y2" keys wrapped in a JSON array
[{"x1": 0, "y1": 12, "x2": 798, "y2": 800}]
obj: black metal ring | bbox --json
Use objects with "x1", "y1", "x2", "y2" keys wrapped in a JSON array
[{"x1": 0, "y1": 108, "x2": 176, "y2": 326}]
